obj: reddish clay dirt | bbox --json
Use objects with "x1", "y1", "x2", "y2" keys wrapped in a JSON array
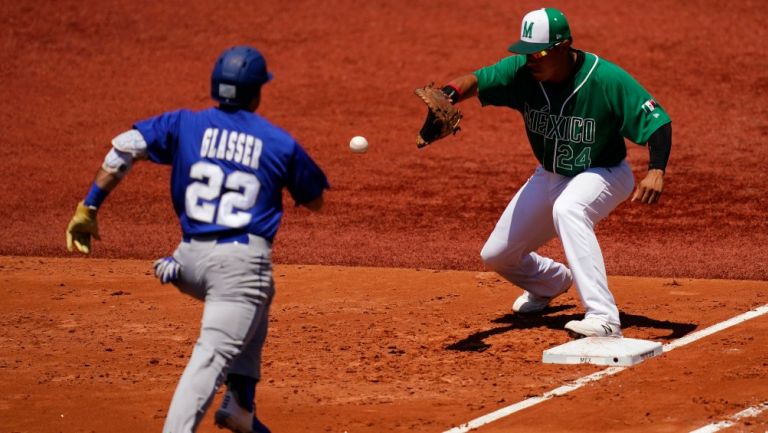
[
  {"x1": 1, "y1": 257, "x2": 767, "y2": 433},
  {"x1": 1, "y1": 0, "x2": 768, "y2": 432},
  {"x1": 1, "y1": 0, "x2": 767, "y2": 279}
]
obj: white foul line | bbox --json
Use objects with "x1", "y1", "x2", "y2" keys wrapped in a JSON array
[
  {"x1": 442, "y1": 304, "x2": 768, "y2": 433},
  {"x1": 688, "y1": 401, "x2": 768, "y2": 433}
]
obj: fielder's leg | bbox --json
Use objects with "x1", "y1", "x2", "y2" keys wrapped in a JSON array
[
  {"x1": 480, "y1": 166, "x2": 573, "y2": 299},
  {"x1": 551, "y1": 161, "x2": 634, "y2": 327}
]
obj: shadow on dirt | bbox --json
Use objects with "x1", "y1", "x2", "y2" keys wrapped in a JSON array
[{"x1": 446, "y1": 305, "x2": 698, "y2": 352}]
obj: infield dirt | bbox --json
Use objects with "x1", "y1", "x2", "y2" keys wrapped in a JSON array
[
  {"x1": 1, "y1": 0, "x2": 767, "y2": 432},
  {"x1": 1, "y1": 257, "x2": 767, "y2": 432}
]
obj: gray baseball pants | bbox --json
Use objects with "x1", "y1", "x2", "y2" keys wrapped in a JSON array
[{"x1": 161, "y1": 234, "x2": 273, "y2": 433}]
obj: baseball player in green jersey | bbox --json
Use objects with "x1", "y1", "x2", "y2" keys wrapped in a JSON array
[{"x1": 431, "y1": 7, "x2": 672, "y2": 337}]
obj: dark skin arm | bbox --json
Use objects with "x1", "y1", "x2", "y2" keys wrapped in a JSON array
[
  {"x1": 445, "y1": 74, "x2": 479, "y2": 102},
  {"x1": 631, "y1": 169, "x2": 664, "y2": 205},
  {"x1": 632, "y1": 123, "x2": 671, "y2": 205}
]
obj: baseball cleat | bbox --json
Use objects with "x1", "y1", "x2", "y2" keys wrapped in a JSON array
[
  {"x1": 512, "y1": 291, "x2": 552, "y2": 313},
  {"x1": 512, "y1": 270, "x2": 572, "y2": 314},
  {"x1": 564, "y1": 317, "x2": 622, "y2": 338},
  {"x1": 512, "y1": 289, "x2": 567, "y2": 314},
  {"x1": 251, "y1": 417, "x2": 271, "y2": 433},
  {"x1": 214, "y1": 390, "x2": 271, "y2": 433}
]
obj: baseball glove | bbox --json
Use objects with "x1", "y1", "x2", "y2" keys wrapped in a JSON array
[{"x1": 414, "y1": 83, "x2": 462, "y2": 148}]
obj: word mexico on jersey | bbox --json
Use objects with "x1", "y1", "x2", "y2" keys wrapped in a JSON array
[
  {"x1": 200, "y1": 128, "x2": 263, "y2": 168},
  {"x1": 524, "y1": 104, "x2": 596, "y2": 144}
]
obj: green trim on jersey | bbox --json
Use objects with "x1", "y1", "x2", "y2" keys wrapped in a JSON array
[{"x1": 473, "y1": 51, "x2": 671, "y2": 176}]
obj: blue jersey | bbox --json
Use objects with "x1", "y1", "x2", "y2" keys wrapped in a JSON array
[{"x1": 133, "y1": 107, "x2": 329, "y2": 242}]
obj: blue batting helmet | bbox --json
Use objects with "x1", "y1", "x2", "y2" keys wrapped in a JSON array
[{"x1": 211, "y1": 45, "x2": 273, "y2": 106}]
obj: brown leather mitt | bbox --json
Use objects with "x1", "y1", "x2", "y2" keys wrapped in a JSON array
[{"x1": 414, "y1": 83, "x2": 462, "y2": 148}]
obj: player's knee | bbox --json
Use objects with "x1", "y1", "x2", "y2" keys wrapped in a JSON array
[
  {"x1": 480, "y1": 242, "x2": 500, "y2": 267},
  {"x1": 183, "y1": 339, "x2": 232, "y2": 385},
  {"x1": 480, "y1": 241, "x2": 522, "y2": 270}
]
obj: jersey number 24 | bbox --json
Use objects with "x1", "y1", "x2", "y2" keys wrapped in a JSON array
[{"x1": 185, "y1": 161, "x2": 260, "y2": 228}]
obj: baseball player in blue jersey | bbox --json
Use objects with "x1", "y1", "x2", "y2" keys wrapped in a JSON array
[{"x1": 65, "y1": 45, "x2": 329, "y2": 433}]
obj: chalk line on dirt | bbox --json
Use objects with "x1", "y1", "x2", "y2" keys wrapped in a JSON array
[
  {"x1": 442, "y1": 304, "x2": 768, "y2": 433},
  {"x1": 688, "y1": 401, "x2": 768, "y2": 433}
]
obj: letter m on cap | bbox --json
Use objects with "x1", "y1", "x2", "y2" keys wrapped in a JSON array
[{"x1": 522, "y1": 21, "x2": 534, "y2": 38}]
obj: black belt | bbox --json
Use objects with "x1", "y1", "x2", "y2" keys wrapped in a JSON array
[{"x1": 182, "y1": 233, "x2": 250, "y2": 244}]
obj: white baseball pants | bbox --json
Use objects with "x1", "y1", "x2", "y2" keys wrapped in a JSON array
[{"x1": 480, "y1": 161, "x2": 635, "y2": 326}]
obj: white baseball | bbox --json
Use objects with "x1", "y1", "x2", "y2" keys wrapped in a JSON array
[{"x1": 349, "y1": 136, "x2": 369, "y2": 153}]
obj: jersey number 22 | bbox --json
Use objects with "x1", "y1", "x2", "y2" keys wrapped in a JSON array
[{"x1": 185, "y1": 161, "x2": 260, "y2": 228}]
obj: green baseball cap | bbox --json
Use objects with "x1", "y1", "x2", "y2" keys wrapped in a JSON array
[{"x1": 508, "y1": 8, "x2": 571, "y2": 54}]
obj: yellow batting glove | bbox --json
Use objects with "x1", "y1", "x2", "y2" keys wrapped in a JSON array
[{"x1": 66, "y1": 201, "x2": 101, "y2": 254}]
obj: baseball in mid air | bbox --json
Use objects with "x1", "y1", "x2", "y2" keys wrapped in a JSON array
[{"x1": 349, "y1": 135, "x2": 369, "y2": 153}]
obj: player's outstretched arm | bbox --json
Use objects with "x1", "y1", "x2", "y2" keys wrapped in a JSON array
[
  {"x1": 631, "y1": 123, "x2": 671, "y2": 205},
  {"x1": 414, "y1": 74, "x2": 478, "y2": 149},
  {"x1": 66, "y1": 168, "x2": 127, "y2": 254},
  {"x1": 66, "y1": 130, "x2": 148, "y2": 254},
  {"x1": 444, "y1": 74, "x2": 479, "y2": 103}
]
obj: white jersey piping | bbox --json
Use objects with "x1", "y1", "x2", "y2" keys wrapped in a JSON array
[{"x1": 538, "y1": 53, "x2": 601, "y2": 174}]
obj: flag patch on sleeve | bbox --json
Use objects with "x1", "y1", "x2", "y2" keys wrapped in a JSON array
[{"x1": 641, "y1": 99, "x2": 657, "y2": 113}]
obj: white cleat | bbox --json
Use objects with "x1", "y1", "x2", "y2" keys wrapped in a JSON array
[
  {"x1": 511, "y1": 271, "x2": 572, "y2": 314},
  {"x1": 215, "y1": 390, "x2": 255, "y2": 433},
  {"x1": 512, "y1": 291, "x2": 553, "y2": 313},
  {"x1": 512, "y1": 288, "x2": 568, "y2": 314},
  {"x1": 564, "y1": 317, "x2": 622, "y2": 338}
]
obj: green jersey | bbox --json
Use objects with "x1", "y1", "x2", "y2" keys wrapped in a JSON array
[{"x1": 474, "y1": 50, "x2": 671, "y2": 176}]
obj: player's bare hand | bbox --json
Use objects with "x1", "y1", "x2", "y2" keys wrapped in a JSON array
[
  {"x1": 65, "y1": 201, "x2": 101, "y2": 254},
  {"x1": 631, "y1": 169, "x2": 664, "y2": 204}
]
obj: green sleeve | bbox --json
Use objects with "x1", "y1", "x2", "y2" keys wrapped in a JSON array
[
  {"x1": 473, "y1": 55, "x2": 527, "y2": 108},
  {"x1": 601, "y1": 62, "x2": 671, "y2": 144}
]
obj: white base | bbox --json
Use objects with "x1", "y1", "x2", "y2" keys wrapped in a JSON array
[{"x1": 542, "y1": 337, "x2": 662, "y2": 366}]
